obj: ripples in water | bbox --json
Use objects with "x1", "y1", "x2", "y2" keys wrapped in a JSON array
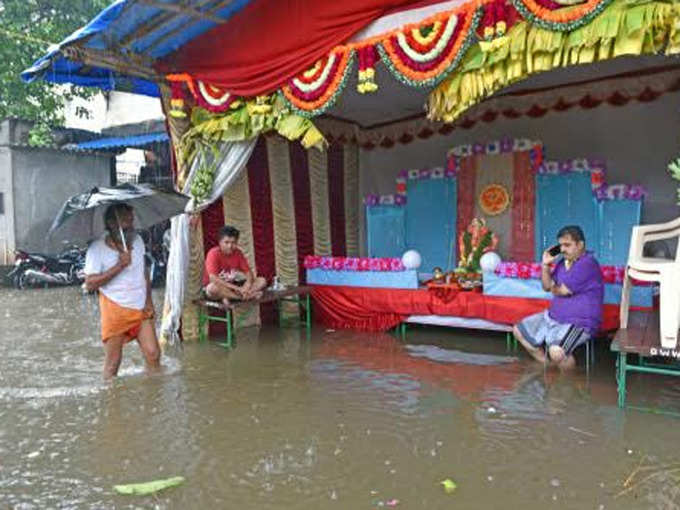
[{"x1": 2, "y1": 288, "x2": 680, "y2": 508}]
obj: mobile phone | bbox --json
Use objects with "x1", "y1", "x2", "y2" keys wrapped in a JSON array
[{"x1": 548, "y1": 245, "x2": 561, "y2": 257}]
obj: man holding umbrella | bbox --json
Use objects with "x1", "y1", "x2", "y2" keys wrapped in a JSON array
[
  {"x1": 83, "y1": 203, "x2": 160, "y2": 379},
  {"x1": 50, "y1": 183, "x2": 189, "y2": 378}
]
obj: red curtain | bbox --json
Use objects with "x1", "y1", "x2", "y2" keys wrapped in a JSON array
[
  {"x1": 327, "y1": 142, "x2": 347, "y2": 256},
  {"x1": 510, "y1": 151, "x2": 535, "y2": 261},
  {"x1": 159, "y1": 0, "x2": 439, "y2": 96},
  {"x1": 201, "y1": 199, "x2": 225, "y2": 254}
]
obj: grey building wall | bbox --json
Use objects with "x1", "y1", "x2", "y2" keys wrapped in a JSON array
[
  {"x1": 0, "y1": 146, "x2": 14, "y2": 263},
  {"x1": 11, "y1": 147, "x2": 112, "y2": 252}
]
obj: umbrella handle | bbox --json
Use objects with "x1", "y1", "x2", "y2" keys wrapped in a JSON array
[{"x1": 114, "y1": 209, "x2": 128, "y2": 252}]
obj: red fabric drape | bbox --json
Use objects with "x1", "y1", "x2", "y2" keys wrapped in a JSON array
[
  {"x1": 201, "y1": 199, "x2": 225, "y2": 253},
  {"x1": 290, "y1": 142, "x2": 315, "y2": 284},
  {"x1": 510, "y1": 151, "x2": 535, "y2": 261},
  {"x1": 248, "y1": 137, "x2": 276, "y2": 322},
  {"x1": 327, "y1": 142, "x2": 347, "y2": 256},
  {"x1": 159, "y1": 0, "x2": 436, "y2": 96},
  {"x1": 311, "y1": 285, "x2": 622, "y2": 333}
]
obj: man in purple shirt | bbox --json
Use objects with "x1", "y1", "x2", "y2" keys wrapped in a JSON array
[{"x1": 513, "y1": 225, "x2": 604, "y2": 369}]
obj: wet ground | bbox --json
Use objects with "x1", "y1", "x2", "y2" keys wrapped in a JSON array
[{"x1": 1, "y1": 287, "x2": 680, "y2": 509}]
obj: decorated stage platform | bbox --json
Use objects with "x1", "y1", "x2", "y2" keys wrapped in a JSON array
[{"x1": 310, "y1": 284, "x2": 624, "y2": 335}]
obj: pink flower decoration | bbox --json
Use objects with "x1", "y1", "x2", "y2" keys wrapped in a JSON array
[
  {"x1": 390, "y1": 258, "x2": 405, "y2": 271},
  {"x1": 369, "y1": 258, "x2": 382, "y2": 271},
  {"x1": 321, "y1": 257, "x2": 333, "y2": 270},
  {"x1": 304, "y1": 255, "x2": 321, "y2": 269},
  {"x1": 601, "y1": 265, "x2": 616, "y2": 284},
  {"x1": 344, "y1": 257, "x2": 359, "y2": 271},
  {"x1": 529, "y1": 263, "x2": 542, "y2": 279},
  {"x1": 358, "y1": 258, "x2": 371, "y2": 271},
  {"x1": 517, "y1": 262, "x2": 531, "y2": 279},
  {"x1": 332, "y1": 257, "x2": 345, "y2": 270},
  {"x1": 614, "y1": 266, "x2": 625, "y2": 284}
]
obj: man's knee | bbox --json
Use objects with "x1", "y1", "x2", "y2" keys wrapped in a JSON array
[
  {"x1": 205, "y1": 282, "x2": 219, "y2": 297},
  {"x1": 512, "y1": 325, "x2": 521, "y2": 339},
  {"x1": 547, "y1": 345, "x2": 567, "y2": 363}
]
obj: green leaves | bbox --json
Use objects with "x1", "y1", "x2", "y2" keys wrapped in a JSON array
[
  {"x1": 113, "y1": 476, "x2": 185, "y2": 495},
  {"x1": 667, "y1": 157, "x2": 680, "y2": 204},
  {"x1": 0, "y1": 0, "x2": 108, "y2": 127}
]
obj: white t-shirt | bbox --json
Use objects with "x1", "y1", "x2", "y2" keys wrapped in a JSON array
[{"x1": 84, "y1": 234, "x2": 147, "y2": 310}]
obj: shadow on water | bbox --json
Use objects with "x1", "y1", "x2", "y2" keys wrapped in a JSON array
[{"x1": 1, "y1": 287, "x2": 680, "y2": 508}]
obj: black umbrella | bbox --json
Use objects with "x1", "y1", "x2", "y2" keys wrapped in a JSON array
[{"x1": 48, "y1": 183, "x2": 189, "y2": 250}]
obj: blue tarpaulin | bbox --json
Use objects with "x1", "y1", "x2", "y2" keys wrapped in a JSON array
[
  {"x1": 21, "y1": 0, "x2": 253, "y2": 97},
  {"x1": 67, "y1": 132, "x2": 169, "y2": 151}
]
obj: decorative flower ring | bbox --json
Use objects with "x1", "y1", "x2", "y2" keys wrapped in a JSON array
[
  {"x1": 479, "y1": 183, "x2": 511, "y2": 216},
  {"x1": 509, "y1": 0, "x2": 614, "y2": 31},
  {"x1": 378, "y1": 5, "x2": 481, "y2": 88},
  {"x1": 281, "y1": 48, "x2": 355, "y2": 117}
]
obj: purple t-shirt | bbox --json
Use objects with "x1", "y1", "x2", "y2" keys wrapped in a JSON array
[{"x1": 548, "y1": 252, "x2": 604, "y2": 334}]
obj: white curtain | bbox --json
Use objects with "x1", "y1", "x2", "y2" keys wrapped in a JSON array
[{"x1": 161, "y1": 139, "x2": 257, "y2": 345}]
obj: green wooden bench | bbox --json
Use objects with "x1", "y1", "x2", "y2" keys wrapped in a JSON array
[
  {"x1": 194, "y1": 285, "x2": 312, "y2": 348},
  {"x1": 612, "y1": 309, "x2": 680, "y2": 413}
]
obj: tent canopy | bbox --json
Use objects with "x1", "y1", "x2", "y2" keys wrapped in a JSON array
[{"x1": 21, "y1": 0, "x2": 254, "y2": 97}]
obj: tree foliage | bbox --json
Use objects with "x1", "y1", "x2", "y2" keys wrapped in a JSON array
[{"x1": 0, "y1": 0, "x2": 110, "y2": 127}]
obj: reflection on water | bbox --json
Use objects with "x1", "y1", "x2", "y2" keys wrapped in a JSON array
[{"x1": 1, "y1": 287, "x2": 680, "y2": 509}]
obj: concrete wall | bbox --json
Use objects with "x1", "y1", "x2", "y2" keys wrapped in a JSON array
[
  {"x1": 358, "y1": 91, "x2": 680, "y2": 254},
  {"x1": 0, "y1": 146, "x2": 14, "y2": 263},
  {"x1": 11, "y1": 148, "x2": 113, "y2": 252}
]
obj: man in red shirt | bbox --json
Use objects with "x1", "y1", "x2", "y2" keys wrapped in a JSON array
[{"x1": 203, "y1": 226, "x2": 266, "y2": 306}]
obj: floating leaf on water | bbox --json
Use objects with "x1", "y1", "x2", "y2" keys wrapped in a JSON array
[
  {"x1": 440, "y1": 478, "x2": 457, "y2": 494},
  {"x1": 113, "y1": 476, "x2": 185, "y2": 495}
]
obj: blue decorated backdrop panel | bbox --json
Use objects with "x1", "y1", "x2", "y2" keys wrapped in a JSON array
[
  {"x1": 598, "y1": 200, "x2": 641, "y2": 266},
  {"x1": 405, "y1": 178, "x2": 457, "y2": 271},
  {"x1": 366, "y1": 205, "x2": 406, "y2": 258},
  {"x1": 535, "y1": 174, "x2": 599, "y2": 261}
]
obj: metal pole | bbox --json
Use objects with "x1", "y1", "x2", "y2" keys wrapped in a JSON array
[{"x1": 114, "y1": 209, "x2": 128, "y2": 252}]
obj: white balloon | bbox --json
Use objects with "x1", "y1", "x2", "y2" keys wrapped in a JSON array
[
  {"x1": 401, "y1": 250, "x2": 422, "y2": 270},
  {"x1": 480, "y1": 251, "x2": 501, "y2": 272}
]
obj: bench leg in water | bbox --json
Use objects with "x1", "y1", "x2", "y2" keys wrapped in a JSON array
[
  {"x1": 505, "y1": 332, "x2": 518, "y2": 352},
  {"x1": 616, "y1": 352, "x2": 627, "y2": 408},
  {"x1": 276, "y1": 294, "x2": 312, "y2": 336},
  {"x1": 198, "y1": 307, "x2": 234, "y2": 349}
]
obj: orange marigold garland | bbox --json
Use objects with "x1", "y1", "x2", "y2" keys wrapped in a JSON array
[
  {"x1": 378, "y1": 5, "x2": 482, "y2": 88},
  {"x1": 510, "y1": 0, "x2": 614, "y2": 30},
  {"x1": 281, "y1": 48, "x2": 355, "y2": 117},
  {"x1": 166, "y1": 73, "x2": 238, "y2": 113}
]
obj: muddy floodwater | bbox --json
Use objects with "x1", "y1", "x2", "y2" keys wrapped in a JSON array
[{"x1": 2, "y1": 287, "x2": 680, "y2": 509}]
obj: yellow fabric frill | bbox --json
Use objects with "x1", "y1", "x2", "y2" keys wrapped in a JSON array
[{"x1": 428, "y1": 0, "x2": 680, "y2": 123}]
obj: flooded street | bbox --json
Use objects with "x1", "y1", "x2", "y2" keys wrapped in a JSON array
[{"x1": 2, "y1": 287, "x2": 680, "y2": 509}]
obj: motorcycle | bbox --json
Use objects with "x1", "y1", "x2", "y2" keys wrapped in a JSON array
[{"x1": 8, "y1": 246, "x2": 85, "y2": 289}]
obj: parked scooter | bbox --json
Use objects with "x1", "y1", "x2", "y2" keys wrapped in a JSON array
[{"x1": 8, "y1": 246, "x2": 85, "y2": 289}]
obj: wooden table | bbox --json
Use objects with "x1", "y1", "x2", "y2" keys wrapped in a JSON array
[
  {"x1": 193, "y1": 285, "x2": 312, "y2": 348},
  {"x1": 611, "y1": 309, "x2": 680, "y2": 411}
]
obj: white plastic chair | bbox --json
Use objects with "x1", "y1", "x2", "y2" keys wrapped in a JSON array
[{"x1": 620, "y1": 216, "x2": 680, "y2": 349}]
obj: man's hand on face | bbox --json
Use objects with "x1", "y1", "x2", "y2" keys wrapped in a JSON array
[{"x1": 542, "y1": 248, "x2": 558, "y2": 266}]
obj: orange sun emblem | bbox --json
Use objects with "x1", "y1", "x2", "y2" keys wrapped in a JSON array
[{"x1": 479, "y1": 184, "x2": 511, "y2": 216}]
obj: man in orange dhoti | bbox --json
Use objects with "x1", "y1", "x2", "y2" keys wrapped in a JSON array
[{"x1": 84, "y1": 204, "x2": 161, "y2": 379}]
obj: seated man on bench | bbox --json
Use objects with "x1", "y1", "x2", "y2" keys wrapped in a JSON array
[
  {"x1": 513, "y1": 225, "x2": 604, "y2": 370},
  {"x1": 203, "y1": 225, "x2": 267, "y2": 307}
]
